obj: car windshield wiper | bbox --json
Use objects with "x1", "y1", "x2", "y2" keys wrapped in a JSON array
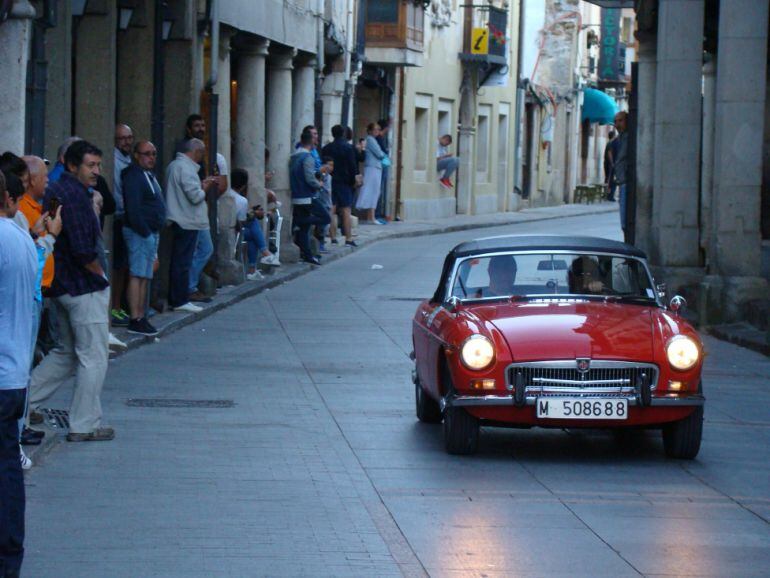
[{"x1": 604, "y1": 295, "x2": 656, "y2": 304}]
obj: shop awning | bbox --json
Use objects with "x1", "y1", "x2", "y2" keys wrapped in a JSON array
[{"x1": 581, "y1": 88, "x2": 618, "y2": 125}]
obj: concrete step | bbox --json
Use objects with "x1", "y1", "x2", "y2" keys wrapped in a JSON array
[{"x1": 744, "y1": 299, "x2": 769, "y2": 331}]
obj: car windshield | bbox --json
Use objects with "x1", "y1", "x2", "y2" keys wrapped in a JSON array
[{"x1": 450, "y1": 252, "x2": 656, "y2": 301}]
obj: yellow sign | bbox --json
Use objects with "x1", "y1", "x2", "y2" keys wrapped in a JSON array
[{"x1": 471, "y1": 27, "x2": 489, "y2": 54}]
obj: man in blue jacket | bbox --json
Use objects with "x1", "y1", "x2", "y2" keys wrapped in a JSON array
[
  {"x1": 290, "y1": 131, "x2": 330, "y2": 265},
  {"x1": 122, "y1": 141, "x2": 166, "y2": 336}
]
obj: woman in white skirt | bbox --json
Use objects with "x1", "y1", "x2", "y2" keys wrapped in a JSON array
[{"x1": 356, "y1": 122, "x2": 388, "y2": 224}]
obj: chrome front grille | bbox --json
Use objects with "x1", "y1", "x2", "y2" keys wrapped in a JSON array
[{"x1": 507, "y1": 361, "x2": 659, "y2": 397}]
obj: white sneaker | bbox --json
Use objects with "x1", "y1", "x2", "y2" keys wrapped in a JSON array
[
  {"x1": 108, "y1": 332, "x2": 128, "y2": 349},
  {"x1": 260, "y1": 254, "x2": 281, "y2": 267},
  {"x1": 247, "y1": 271, "x2": 265, "y2": 281},
  {"x1": 172, "y1": 302, "x2": 203, "y2": 313},
  {"x1": 20, "y1": 446, "x2": 32, "y2": 470}
]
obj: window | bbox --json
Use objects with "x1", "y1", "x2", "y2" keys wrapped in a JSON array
[
  {"x1": 414, "y1": 104, "x2": 430, "y2": 173},
  {"x1": 367, "y1": 1, "x2": 399, "y2": 23},
  {"x1": 476, "y1": 105, "x2": 491, "y2": 181}
]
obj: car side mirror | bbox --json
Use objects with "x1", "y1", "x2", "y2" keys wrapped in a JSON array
[
  {"x1": 656, "y1": 283, "x2": 667, "y2": 300},
  {"x1": 669, "y1": 295, "x2": 687, "y2": 315}
]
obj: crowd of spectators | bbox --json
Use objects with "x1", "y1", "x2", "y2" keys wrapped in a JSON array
[{"x1": 0, "y1": 115, "x2": 393, "y2": 575}]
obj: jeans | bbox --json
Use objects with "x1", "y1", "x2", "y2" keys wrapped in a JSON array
[
  {"x1": 243, "y1": 220, "x2": 267, "y2": 267},
  {"x1": 0, "y1": 388, "x2": 26, "y2": 577},
  {"x1": 18, "y1": 300, "x2": 42, "y2": 440},
  {"x1": 437, "y1": 157, "x2": 459, "y2": 179},
  {"x1": 292, "y1": 199, "x2": 331, "y2": 260},
  {"x1": 168, "y1": 223, "x2": 198, "y2": 308},
  {"x1": 29, "y1": 288, "x2": 110, "y2": 434},
  {"x1": 619, "y1": 183, "x2": 628, "y2": 232},
  {"x1": 189, "y1": 229, "x2": 213, "y2": 293}
]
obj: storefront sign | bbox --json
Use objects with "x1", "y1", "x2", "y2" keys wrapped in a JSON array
[{"x1": 599, "y1": 8, "x2": 622, "y2": 81}]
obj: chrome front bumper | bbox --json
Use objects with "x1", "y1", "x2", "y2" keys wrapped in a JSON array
[{"x1": 441, "y1": 393, "x2": 705, "y2": 411}]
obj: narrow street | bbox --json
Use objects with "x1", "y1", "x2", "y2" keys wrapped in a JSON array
[{"x1": 24, "y1": 211, "x2": 770, "y2": 577}]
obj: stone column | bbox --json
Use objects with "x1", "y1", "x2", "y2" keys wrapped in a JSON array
[
  {"x1": 292, "y1": 56, "x2": 317, "y2": 143},
  {"x1": 699, "y1": 57, "x2": 717, "y2": 265},
  {"x1": 650, "y1": 0, "x2": 704, "y2": 270},
  {"x1": 634, "y1": 34, "x2": 657, "y2": 258},
  {"x1": 44, "y1": 1, "x2": 73, "y2": 161},
  {"x1": 0, "y1": 1, "x2": 34, "y2": 153},
  {"x1": 709, "y1": 0, "x2": 769, "y2": 320},
  {"x1": 215, "y1": 28, "x2": 235, "y2": 169},
  {"x1": 116, "y1": 3, "x2": 155, "y2": 138},
  {"x1": 235, "y1": 38, "x2": 269, "y2": 209},
  {"x1": 456, "y1": 67, "x2": 477, "y2": 215},
  {"x1": 267, "y1": 50, "x2": 299, "y2": 262},
  {"x1": 74, "y1": 3, "x2": 118, "y2": 182}
]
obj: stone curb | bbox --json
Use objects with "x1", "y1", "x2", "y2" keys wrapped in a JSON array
[
  {"x1": 108, "y1": 203, "x2": 618, "y2": 358},
  {"x1": 707, "y1": 323, "x2": 770, "y2": 357}
]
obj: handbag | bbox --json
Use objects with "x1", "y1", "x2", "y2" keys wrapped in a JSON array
[{"x1": 381, "y1": 156, "x2": 392, "y2": 168}]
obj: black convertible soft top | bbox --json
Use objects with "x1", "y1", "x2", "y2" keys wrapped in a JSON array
[
  {"x1": 450, "y1": 235, "x2": 646, "y2": 259},
  {"x1": 431, "y1": 235, "x2": 648, "y2": 303}
]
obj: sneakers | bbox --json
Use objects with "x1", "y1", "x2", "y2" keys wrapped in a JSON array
[
  {"x1": 373, "y1": 219, "x2": 386, "y2": 225},
  {"x1": 108, "y1": 333, "x2": 128, "y2": 349},
  {"x1": 318, "y1": 242, "x2": 329, "y2": 254},
  {"x1": 21, "y1": 427, "x2": 44, "y2": 446},
  {"x1": 110, "y1": 308, "x2": 129, "y2": 326},
  {"x1": 246, "y1": 270, "x2": 265, "y2": 281},
  {"x1": 345, "y1": 240, "x2": 358, "y2": 247},
  {"x1": 127, "y1": 317, "x2": 159, "y2": 336},
  {"x1": 302, "y1": 255, "x2": 322, "y2": 266},
  {"x1": 172, "y1": 302, "x2": 203, "y2": 313},
  {"x1": 331, "y1": 238, "x2": 339, "y2": 245},
  {"x1": 20, "y1": 446, "x2": 32, "y2": 470},
  {"x1": 66, "y1": 427, "x2": 115, "y2": 442},
  {"x1": 29, "y1": 410, "x2": 44, "y2": 425},
  {"x1": 439, "y1": 177, "x2": 453, "y2": 189},
  {"x1": 260, "y1": 254, "x2": 281, "y2": 267}
]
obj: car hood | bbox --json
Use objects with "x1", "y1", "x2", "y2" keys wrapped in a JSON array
[{"x1": 471, "y1": 301, "x2": 656, "y2": 361}]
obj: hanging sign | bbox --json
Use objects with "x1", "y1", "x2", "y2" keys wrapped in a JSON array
[{"x1": 471, "y1": 27, "x2": 489, "y2": 54}]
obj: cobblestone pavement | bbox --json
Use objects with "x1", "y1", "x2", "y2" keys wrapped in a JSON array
[{"x1": 24, "y1": 212, "x2": 770, "y2": 577}]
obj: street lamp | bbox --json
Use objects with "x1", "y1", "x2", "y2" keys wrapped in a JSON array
[
  {"x1": 71, "y1": 0, "x2": 88, "y2": 17},
  {"x1": 117, "y1": 0, "x2": 136, "y2": 30},
  {"x1": 162, "y1": 3, "x2": 175, "y2": 40}
]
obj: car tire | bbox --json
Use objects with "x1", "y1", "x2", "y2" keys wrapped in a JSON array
[
  {"x1": 662, "y1": 383, "x2": 703, "y2": 460},
  {"x1": 443, "y1": 406, "x2": 480, "y2": 455},
  {"x1": 415, "y1": 378, "x2": 442, "y2": 423}
]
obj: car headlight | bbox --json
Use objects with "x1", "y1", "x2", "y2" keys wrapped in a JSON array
[
  {"x1": 666, "y1": 335, "x2": 700, "y2": 371},
  {"x1": 460, "y1": 335, "x2": 495, "y2": 370}
]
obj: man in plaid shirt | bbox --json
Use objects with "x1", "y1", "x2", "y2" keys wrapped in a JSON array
[{"x1": 28, "y1": 140, "x2": 115, "y2": 442}]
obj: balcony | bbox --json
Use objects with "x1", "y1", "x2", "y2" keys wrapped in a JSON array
[{"x1": 364, "y1": 0, "x2": 424, "y2": 67}]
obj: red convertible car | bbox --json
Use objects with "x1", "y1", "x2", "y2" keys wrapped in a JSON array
[{"x1": 412, "y1": 235, "x2": 705, "y2": 458}]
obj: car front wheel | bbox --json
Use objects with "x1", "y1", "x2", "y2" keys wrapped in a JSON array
[
  {"x1": 443, "y1": 406, "x2": 480, "y2": 455},
  {"x1": 662, "y1": 405, "x2": 703, "y2": 459}
]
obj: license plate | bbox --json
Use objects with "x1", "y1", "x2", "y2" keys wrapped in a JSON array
[{"x1": 536, "y1": 398, "x2": 628, "y2": 420}]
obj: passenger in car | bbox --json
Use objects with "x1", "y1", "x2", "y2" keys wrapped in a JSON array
[
  {"x1": 568, "y1": 256, "x2": 606, "y2": 294},
  {"x1": 477, "y1": 255, "x2": 518, "y2": 297}
]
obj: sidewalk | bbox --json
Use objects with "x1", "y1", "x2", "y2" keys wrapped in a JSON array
[
  {"x1": 110, "y1": 201, "x2": 618, "y2": 355},
  {"x1": 25, "y1": 202, "x2": 617, "y2": 465}
]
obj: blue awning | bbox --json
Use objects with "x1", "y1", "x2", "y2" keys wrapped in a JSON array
[{"x1": 581, "y1": 88, "x2": 618, "y2": 125}]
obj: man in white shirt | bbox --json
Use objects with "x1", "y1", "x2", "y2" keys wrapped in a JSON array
[{"x1": 164, "y1": 139, "x2": 217, "y2": 312}]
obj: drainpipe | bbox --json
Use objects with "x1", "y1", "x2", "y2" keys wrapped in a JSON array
[
  {"x1": 205, "y1": 0, "x2": 219, "y2": 269},
  {"x1": 315, "y1": 0, "x2": 325, "y2": 137},
  {"x1": 341, "y1": 0, "x2": 355, "y2": 127},
  {"x1": 151, "y1": 0, "x2": 165, "y2": 175}
]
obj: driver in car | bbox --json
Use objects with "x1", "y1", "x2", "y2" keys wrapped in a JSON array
[
  {"x1": 568, "y1": 256, "x2": 606, "y2": 294},
  {"x1": 476, "y1": 255, "x2": 518, "y2": 297}
]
